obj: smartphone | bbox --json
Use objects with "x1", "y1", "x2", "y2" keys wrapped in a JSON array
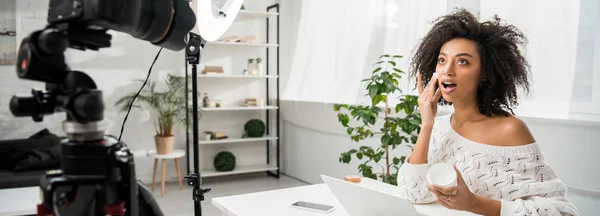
[{"x1": 291, "y1": 201, "x2": 335, "y2": 213}]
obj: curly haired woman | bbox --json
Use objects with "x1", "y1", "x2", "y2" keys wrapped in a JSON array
[{"x1": 396, "y1": 9, "x2": 578, "y2": 216}]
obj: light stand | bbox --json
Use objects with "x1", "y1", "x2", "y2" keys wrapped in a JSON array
[{"x1": 184, "y1": 32, "x2": 210, "y2": 216}]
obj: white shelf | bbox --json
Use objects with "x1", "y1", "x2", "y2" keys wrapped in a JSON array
[
  {"x1": 236, "y1": 10, "x2": 279, "y2": 21},
  {"x1": 207, "y1": 41, "x2": 278, "y2": 47},
  {"x1": 200, "y1": 106, "x2": 278, "y2": 111},
  {"x1": 201, "y1": 164, "x2": 279, "y2": 177},
  {"x1": 199, "y1": 136, "x2": 278, "y2": 145},
  {"x1": 196, "y1": 74, "x2": 278, "y2": 79}
]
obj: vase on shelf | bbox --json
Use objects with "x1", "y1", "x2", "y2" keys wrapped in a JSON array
[
  {"x1": 203, "y1": 93, "x2": 210, "y2": 108},
  {"x1": 256, "y1": 58, "x2": 264, "y2": 76},
  {"x1": 247, "y1": 59, "x2": 257, "y2": 76},
  {"x1": 203, "y1": 131, "x2": 212, "y2": 141}
]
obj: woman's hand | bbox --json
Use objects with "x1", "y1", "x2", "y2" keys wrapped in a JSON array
[
  {"x1": 417, "y1": 72, "x2": 442, "y2": 128},
  {"x1": 427, "y1": 164, "x2": 477, "y2": 212}
]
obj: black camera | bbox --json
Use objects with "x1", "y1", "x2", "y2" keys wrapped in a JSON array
[{"x1": 8, "y1": 1, "x2": 197, "y2": 215}]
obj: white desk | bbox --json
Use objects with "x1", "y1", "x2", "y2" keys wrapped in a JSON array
[
  {"x1": 213, "y1": 184, "x2": 347, "y2": 216},
  {"x1": 212, "y1": 183, "x2": 478, "y2": 216},
  {"x1": 0, "y1": 187, "x2": 40, "y2": 216}
]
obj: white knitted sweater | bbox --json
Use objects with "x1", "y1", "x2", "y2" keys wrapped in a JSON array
[{"x1": 397, "y1": 114, "x2": 578, "y2": 216}]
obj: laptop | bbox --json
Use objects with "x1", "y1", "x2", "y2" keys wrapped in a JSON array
[{"x1": 321, "y1": 175, "x2": 424, "y2": 216}]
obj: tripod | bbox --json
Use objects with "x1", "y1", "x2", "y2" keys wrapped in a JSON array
[
  {"x1": 183, "y1": 32, "x2": 211, "y2": 216},
  {"x1": 10, "y1": 25, "x2": 163, "y2": 215}
]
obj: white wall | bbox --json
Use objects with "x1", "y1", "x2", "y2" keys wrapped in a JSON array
[{"x1": 0, "y1": 0, "x2": 187, "y2": 183}]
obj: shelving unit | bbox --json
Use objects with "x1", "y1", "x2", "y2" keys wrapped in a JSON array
[
  {"x1": 201, "y1": 164, "x2": 279, "y2": 177},
  {"x1": 207, "y1": 41, "x2": 278, "y2": 47},
  {"x1": 200, "y1": 106, "x2": 278, "y2": 111},
  {"x1": 236, "y1": 10, "x2": 279, "y2": 21},
  {"x1": 185, "y1": 4, "x2": 281, "y2": 179},
  {"x1": 198, "y1": 136, "x2": 279, "y2": 145},
  {"x1": 197, "y1": 74, "x2": 278, "y2": 79}
]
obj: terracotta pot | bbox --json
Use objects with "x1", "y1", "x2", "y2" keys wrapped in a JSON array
[{"x1": 155, "y1": 135, "x2": 174, "y2": 154}]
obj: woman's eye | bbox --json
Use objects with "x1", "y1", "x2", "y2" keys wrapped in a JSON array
[
  {"x1": 458, "y1": 59, "x2": 468, "y2": 64},
  {"x1": 438, "y1": 58, "x2": 445, "y2": 64}
]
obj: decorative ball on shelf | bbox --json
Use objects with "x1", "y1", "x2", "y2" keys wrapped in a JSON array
[
  {"x1": 244, "y1": 119, "x2": 265, "y2": 137},
  {"x1": 214, "y1": 151, "x2": 236, "y2": 172}
]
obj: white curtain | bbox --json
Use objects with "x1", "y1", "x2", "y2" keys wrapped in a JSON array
[
  {"x1": 282, "y1": 0, "x2": 448, "y2": 105},
  {"x1": 481, "y1": 0, "x2": 600, "y2": 120},
  {"x1": 283, "y1": 0, "x2": 600, "y2": 121}
]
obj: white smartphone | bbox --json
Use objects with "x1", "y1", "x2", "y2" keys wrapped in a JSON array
[{"x1": 291, "y1": 201, "x2": 335, "y2": 213}]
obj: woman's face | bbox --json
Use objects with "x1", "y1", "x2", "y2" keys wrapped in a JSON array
[{"x1": 435, "y1": 38, "x2": 482, "y2": 103}]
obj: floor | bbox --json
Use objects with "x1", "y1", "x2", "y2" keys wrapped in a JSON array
[{"x1": 147, "y1": 173, "x2": 309, "y2": 216}]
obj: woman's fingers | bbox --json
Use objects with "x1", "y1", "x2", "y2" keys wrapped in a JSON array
[
  {"x1": 437, "y1": 197, "x2": 454, "y2": 209},
  {"x1": 427, "y1": 76, "x2": 438, "y2": 100},
  {"x1": 427, "y1": 185, "x2": 443, "y2": 197},
  {"x1": 427, "y1": 185, "x2": 450, "y2": 199},
  {"x1": 434, "y1": 86, "x2": 443, "y2": 102},
  {"x1": 432, "y1": 184, "x2": 457, "y2": 196}
]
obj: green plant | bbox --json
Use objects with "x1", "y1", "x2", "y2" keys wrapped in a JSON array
[
  {"x1": 256, "y1": 58, "x2": 262, "y2": 63},
  {"x1": 214, "y1": 151, "x2": 236, "y2": 171},
  {"x1": 244, "y1": 119, "x2": 266, "y2": 137},
  {"x1": 333, "y1": 54, "x2": 421, "y2": 186},
  {"x1": 115, "y1": 74, "x2": 195, "y2": 137}
]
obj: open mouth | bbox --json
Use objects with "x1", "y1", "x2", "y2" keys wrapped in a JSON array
[
  {"x1": 440, "y1": 81, "x2": 457, "y2": 93},
  {"x1": 441, "y1": 81, "x2": 457, "y2": 89}
]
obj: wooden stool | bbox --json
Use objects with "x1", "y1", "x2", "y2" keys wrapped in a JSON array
[{"x1": 147, "y1": 149, "x2": 186, "y2": 197}]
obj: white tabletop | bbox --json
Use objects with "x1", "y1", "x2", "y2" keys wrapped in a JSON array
[
  {"x1": 212, "y1": 183, "x2": 479, "y2": 216},
  {"x1": 147, "y1": 149, "x2": 186, "y2": 159},
  {"x1": 0, "y1": 186, "x2": 40, "y2": 216},
  {"x1": 213, "y1": 184, "x2": 348, "y2": 216}
]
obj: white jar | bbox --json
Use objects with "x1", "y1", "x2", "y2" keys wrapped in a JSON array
[
  {"x1": 256, "y1": 62, "x2": 264, "y2": 76},
  {"x1": 247, "y1": 59, "x2": 256, "y2": 75}
]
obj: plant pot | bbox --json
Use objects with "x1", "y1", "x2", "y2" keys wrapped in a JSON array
[
  {"x1": 205, "y1": 134, "x2": 212, "y2": 140},
  {"x1": 155, "y1": 135, "x2": 175, "y2": 154}
]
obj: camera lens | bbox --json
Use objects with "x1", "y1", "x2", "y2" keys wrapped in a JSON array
[
  {"x1": 108, "y1": 0, "x2": 196, "y2": 51},
  {"x1": 54, "y1": 0, "x2": 196, "y2": 51},
  {"x1": 151, "y1": 0, "x2": 196, "y2": 50}
]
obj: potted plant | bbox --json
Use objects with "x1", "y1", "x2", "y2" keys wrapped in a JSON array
[
  {"x1": 203, "y1": 131, "x2": 213, "y2": 140},
  {"x1": 214, "y1": 151, "x2": 236, "y2": 172},
  {"x1": 333, "y1": 54, "x2": 421, "y2": 186},
  {"x1": 244, "y1": 119, "x2": 266, "y2": 137},
  {"x1": 115, "y1": 74, "x2": 194, "y2": 154}
]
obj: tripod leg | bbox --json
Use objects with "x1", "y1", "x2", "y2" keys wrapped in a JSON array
[
  {"x1": 152, "y1": 159, "x2": 158, "y2": 191},
  {"x1": 162, "y1": 159, "x2": 166, "y2": 197},
  {"x1": 138, "y1": 181, "x2": 165, "y2": 216},
  {"x1": 175, "y1": 158, "x2": 183, "y2": 190}
]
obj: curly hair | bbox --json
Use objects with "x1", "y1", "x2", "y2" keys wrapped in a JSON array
[{"x1": 410, "y1": 8, "x2": 530, "y2": 117}]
